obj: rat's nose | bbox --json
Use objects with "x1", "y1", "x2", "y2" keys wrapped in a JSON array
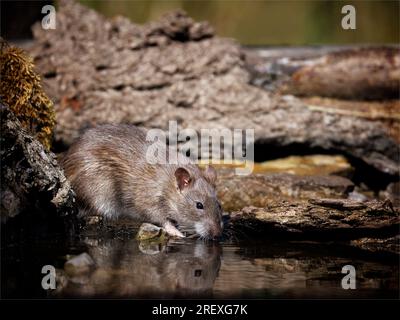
[{"x1": 210, "y1": 224, "x2": 223, "y2": 240}]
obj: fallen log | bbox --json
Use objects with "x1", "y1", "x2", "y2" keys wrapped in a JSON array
[
  {"x1": 228, "y1": 199, "x2": 399, "y2": 240},
  {"x1": 28, "y1": 0, "x2": 399, "y2": 177},
  {"x1": 0, "y1": 103, "x2": 76, "y2": 221},
  {"x1": 280, "y1": 47, "x2": 400, "y2": 100},
  {"x1": 245, "y1": 46, "x2": 400, "y2": 101},
  {"x1": 350, "y1": 236, "x2": 399, "y2": 255},
  {"x1": 218, "y1": 172, "x2": 354, "y2": 212}
]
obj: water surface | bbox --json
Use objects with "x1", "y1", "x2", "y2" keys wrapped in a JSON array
[{"x1": 2, "y1": 225, "x2": 398, "y2": 299}]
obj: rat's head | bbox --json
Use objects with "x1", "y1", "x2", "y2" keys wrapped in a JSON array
[{"x1": 172, "y1": 165, "x2": 223, "y2": 240}]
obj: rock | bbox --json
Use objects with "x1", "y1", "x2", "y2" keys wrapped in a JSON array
[
  {"x1": 350, "y1": 236, "x2": 399, "y2": 255},
  {"x1": 0, "y1": 103, "x2": 76, "y2": 221},
  {"x1": 64, "y1": 252, "x2": 95, "y2": 276},
  {"x1": 138, "y1": 242, "x2": 166, "y2": 255},
  {"x1": 218, "y1": 172, "x2": 354, "y2": 212},
  {"x1": 136, "y1": 223, "x2": 167, "y2": 242},
  {"x1": 54, "y1": 269, "x2": 69, "y2": 293},
  {"x1": 28, "y1": 0, "x2": 399, "y2": 177},
  {"x1": 228, "y1": 199, "x2": 399, "y2": 239}
]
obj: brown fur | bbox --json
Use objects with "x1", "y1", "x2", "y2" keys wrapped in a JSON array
[{"x1": 61, "y1": 124, "x2": 223, "y2": 239}]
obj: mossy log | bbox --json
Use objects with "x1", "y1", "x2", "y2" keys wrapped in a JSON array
[{"x1": 0, "y1": 103, "x2": 75, "y2": 221}]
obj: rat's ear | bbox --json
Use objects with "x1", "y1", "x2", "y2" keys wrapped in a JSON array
[
  {"x1": 204, "y1": 165, "x2": 217, "y2": 186},
  {"x1": 175, "y1": 167, "x2": 192, "y2": 191}
]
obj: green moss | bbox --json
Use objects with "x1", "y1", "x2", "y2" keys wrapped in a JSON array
[{"x1": 0, "y1": 39, "x2": 55, "y2": 149}]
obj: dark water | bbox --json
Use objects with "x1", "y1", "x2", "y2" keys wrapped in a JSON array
[{"x1": 2, "y1": 219, "x2": 399, "y2": 299}]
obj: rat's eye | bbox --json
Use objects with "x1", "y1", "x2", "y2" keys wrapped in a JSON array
[{"x1": 196, "y1": 202, "x2": 204, "y2": 210}]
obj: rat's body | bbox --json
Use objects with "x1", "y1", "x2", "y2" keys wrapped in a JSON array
[{"x1": 61, "y1": 124, "x2": 223, "y2": 239}]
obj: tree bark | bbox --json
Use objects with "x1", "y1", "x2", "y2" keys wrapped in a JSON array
[
  {"x1": 218, "y1": 172, "x2": 354, "y2": 212},
  {"x1": 28, "y1": 0, "x2": 399, "y2": 177},
  {"x1": 228, "y1": 199, "x2": 399, "y2": 240},
  {"x1": 0, "y1": 103, "x2": 76, "y2": 221}
]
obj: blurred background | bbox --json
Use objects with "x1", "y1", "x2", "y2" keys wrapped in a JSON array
[{"x1": 2, "y1": 0, "x2": 399, "y2": 45}]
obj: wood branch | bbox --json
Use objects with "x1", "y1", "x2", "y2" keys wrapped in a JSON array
[
  {"x1": 228, "y1": 199, "x2": 399, "y2": 240},
  {"x1": 280, "y1": 47, "x2": 400, "y2": 100},
  {"x1": 246, "y1": 46, "x2": 400, "y2": 101}
]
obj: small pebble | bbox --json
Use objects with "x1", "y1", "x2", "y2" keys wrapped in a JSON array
[
  {"x1": 136, "y1": 223, "x2": 167, "y2": 242},
  {"x1": 64, "y1": 252, "x2": 95, "y2": 276}
]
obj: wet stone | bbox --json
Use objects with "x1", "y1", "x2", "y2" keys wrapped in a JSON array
[
  {"x1": 64, "y1": 252, "x2": 96, "y2": 277},
  {"x1": 136, "y1": 223, "x2": 167, "y2": 242},
  {"x1": 54, "y1": 269, "x2": 69, "y2": 294},
  {"x1": 139, "y1": 242, "x2": 166, "y2": 255}
]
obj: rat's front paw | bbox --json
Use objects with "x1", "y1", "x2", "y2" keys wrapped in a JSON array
[{"x1": 164, "y1": 222, "x2": 185, "y2": 238}]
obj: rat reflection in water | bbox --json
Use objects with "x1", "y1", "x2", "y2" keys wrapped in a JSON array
[{"x1": 56, "y1": 239, "x2": 222, "y2": 298}]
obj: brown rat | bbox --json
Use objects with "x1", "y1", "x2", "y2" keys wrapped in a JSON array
[{"x1": 61, "y1": 124, "x2": 223, "y2": 239}]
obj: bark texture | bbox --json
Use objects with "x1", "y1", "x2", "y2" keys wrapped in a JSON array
[
  {"x1": 28, "y1": 0, "x2": 399, "y2": 177},
  {"x1": 0, "y1": 103, "x2": 75, "y2": 221},
  {"x1": 228, "y1": 199, "x2": 399, "y2": 240},
  {"x1": 280, "y1": 47, "x2": 400, "y2": 100},
  {"x1": 217, "y1": 172, "x2": 354, "y2": 212}
]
